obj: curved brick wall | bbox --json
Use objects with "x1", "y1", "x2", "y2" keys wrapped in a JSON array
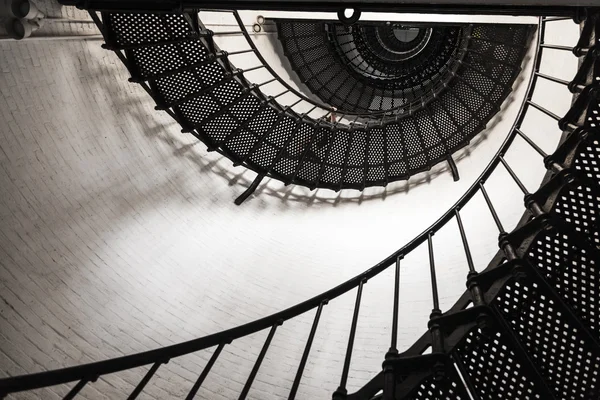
[{"x1": 0, "y1": 9, "x2": 579, "y2": 399}]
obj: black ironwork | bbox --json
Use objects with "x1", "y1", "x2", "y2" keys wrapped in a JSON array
[
  {"x1": 289, "y1": 301, "x2": 327, "y2": 400},
  {"x1": 85, "y1": 8, "x2": 536, "y2": 195},
  {"x1": 57, "y1": 0, "x2": 593, "y2": 17},
  {"x1": 2, "y1": 5, "x2": 600, "y2": 400},
  {"x1": 334, "y1": 278, "x2": 366, "y2": 400}
]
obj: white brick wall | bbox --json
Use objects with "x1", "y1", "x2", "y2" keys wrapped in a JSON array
[{"x1": 0, "y1": 13, "x2": 579, "y2": 400}]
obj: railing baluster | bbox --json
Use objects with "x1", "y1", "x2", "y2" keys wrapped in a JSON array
[
  {"x1": 273, "y1": 89, "x2": 291, "y2": 99},
  {"x1": 210, "y1": 30, "x2": 244, "y2": 36},
  {"x1": 527, "y1": 100, "x2": 562, "y2": 121},
  {"x1": 390, "y1": 255, "x2": 402, "y2": 353},
  {"x1": 243, "y1": 65, "x2": 265, "y2": 73},
  {"x1": 227, "y1": 49, "x2": 256, "y2": 56},
  {"x1": 238, "y1": 322, "x2": 281, "y2": 400},
  {"x1": 535, "y1": 72, "x2": 570, "y2": 86},
  {"x1": 479, "y1": 182, "x2": 505, "y2": 234},
  {"x1": 454, "y1": 209, "x2": 475, "y2": 274},
  {"x1": 186, "y1": 344, "x2": 226, "y2": 400},
  {"x1": 288, "y1": 301, "x2": 327, "y2": 400},
  {"x1": 257, "y1": 78, "x2": 277, "y2": 87},
  {"x1": 128, "y1": 362, "x2": 162, "y2": 400},
  {"x1": 515, "y1": 128, "x2": 548, "y2": 157},
  {"x1": 427, "y1": 233, "x2": 440, "y2": 313},
  {"x1": 540, "y1": 43, "x2": 574, "y2": 51},
  {"x1": 499, "y1": 156, "x2": 529, "y2": 195},
  {"x1": 333, "y1": 279, "x2": 366, "y2": 400},
  {"x1": 63, "y1": 379, "x2": 88, "y2": 400}
]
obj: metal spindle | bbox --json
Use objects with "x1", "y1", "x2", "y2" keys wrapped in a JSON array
[
  {"x1": 540, "y1": 43, "x2": 574, "y2": 51},
  {"x1": 243, "y1": 65, "x2": 266, "y2": 73},
  {"x1": 428, "y1": 233, "x2": 440, "y2": 313},
  {"x1": 289, "y1": 302, "x2": 327, "y2": 400},
  {"x1": 515, "y1": 128, "x2": 548, "y2": 157},
  {"x1": 499, "y1": 156, "x2": 529, "y2": 195},
  {"x1": 273, "y1": 89, "x2": 290, "y2": 99},
  {"x1": 535, "y1": 72, "x2": 570, "y2": 86},
  {"x1": 334, "y1": 279, "x2": 366, "y2": 399},
  {"x1": 454, "y1": 209, "x2": 475, "y2": 274},
  {"x1": 128, "y1": 362, "x2": 162, "y2": 400},
  {"x1": 257, "y1": 78, "x2": 277, "y2": 87},
  {"x1": 390, "y1": 255, "x2": 402, "y2": 352},
  {"x1": 227, "y1": 49, "x2": 256, "y2": 56},
  {"x1": 305, "y1": 105, "x2": 318, "y2": 116},
  {"x1": 186, "y1": 344, "x2": 225, "y2": 400},
  {"x1": 527, "y1": 100, "x2": 562, "y2": 121},
  {"x1": 238, "y1": 323, "x2": 281, "y2": 400},
  {"x1": 211, "y1": 30, "x2": 243, "y2": 36},
  {"x1": 479, "y1": 182, "x2": 505, "y2": 233},
  {"x1": 63, "y1": 379, "x2": 88, "y2": 400}
]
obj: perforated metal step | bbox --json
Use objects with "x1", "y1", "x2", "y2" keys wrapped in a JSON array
[{"x1": 100, "y1": 12, "x2": 533, "y2": 191}]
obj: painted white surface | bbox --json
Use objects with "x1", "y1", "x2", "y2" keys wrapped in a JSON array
[{"x1": 0, "y1": 8, "x2": 579, "y2": 399}]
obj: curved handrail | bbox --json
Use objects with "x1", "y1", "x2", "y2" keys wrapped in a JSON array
[
  {"x1": 0, "y1": 17, "x2": 545, "y2": 394},
  {"x1": 230, "y1": 11, "x2": 480, "y2": 120},
  {"x1": 231, "y1": 11, "x2": 332, "y2": 113}
]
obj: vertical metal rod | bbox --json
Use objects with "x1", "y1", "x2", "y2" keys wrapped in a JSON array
[
  {"x1": 234, "y1": 174, "x2": 265, "y2": 205},
  {"x1": 258, "y1": 78, "x2": 277, "y2": 87},
  {"x1": 336, "y1": 279, "x2": 366, "y2": 396},
  {"x1": 515, "y1": 128, "x2": 548, "y2": 157},
  {"x1": 479, "y1": 182, "x2": 505, "y2": 233},
  {"x1": 243, "y1": 65, "x2": 265, "y2": 73},
  {"x1": 227, "y1": 49, "x2": 256, "y2": 56},
  {"x1": 527, "y1": 100, "x2": 562, "y2": 121},
  {"x1": 289, "y1": 98, "x2": 303, "y2": 108},
  {"x1": 238, "y1": 323, "x2": 280, "y2": 400},
  {"x1": 288, "y1": 302, "x2": 327, "y2": 400},
  {"x1": 540, "y1": 43, "x2": 574, "y2": 51},
  {"x1": 186, "y1": 344, "x2": 226, "y2": 400},
  {"x1": 454, "y1": 209, "x2": 476, "y2": 274},
  {"x1": 428, "y1": 233, "x2": 440, "y2": 312},
  {"x1": 63, "y1": 380, "x2": 88, "y2": 400},
  {"x1": 390, "y1": 255, "x2": 402, "y2": 351},
  {"x1": 305, "y1": 105, "x2": 318, "y2": 116},
  {"x1": 128, "y1": 362, "x2": 162, "y2": 400},
  {"x1": 534, "y1": 72, "x2": 570, "y2": 86},
  {"x1": 499, "y1": 156, "x2": 529, "y2": 195},
  {"x1": 273, "y1": 89, "x2": 290, "y2": 99},
  {"x1": 447, "y1": 155, "x2": 460, "y2": 181}
]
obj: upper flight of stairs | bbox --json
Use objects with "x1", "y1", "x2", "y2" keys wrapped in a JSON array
[
  {"x1": 98, "y1": 11, "x2": 531, "y2": 191},
  {"x1": 0, "y1": 5, "x2": 599, "y2": 400}
]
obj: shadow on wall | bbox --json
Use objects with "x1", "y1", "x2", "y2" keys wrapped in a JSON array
[{"x1": 73, "y1": 20, "x2": 532, "y2": 209}]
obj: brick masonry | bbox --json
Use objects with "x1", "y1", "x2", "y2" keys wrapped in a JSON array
[{"x1": 0, "y1": 9, "x2": 580, "y2": 400}]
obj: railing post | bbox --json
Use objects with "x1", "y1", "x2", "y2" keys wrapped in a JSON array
[
  {"x1": 427, "y1": 232, "x2": 445, "y2": 381},
  {"x1": 185, "y1": 344, "x2": 226, "y2": 400},
  {"x1": 333, "y1": 278, "x2": 366, "y2": 400},
  {"x1": 288, "y1": 301, "x2": 328, "y2": 400},
  {"x1": 238, "y1": 322, "x2": 282, "y2": 400},
  {"x1": 383, "y1": 255, "x2": 402, "y2": 400},
  {"x1": 128, "y1": 361, "x2": 164, "y2": 400}
]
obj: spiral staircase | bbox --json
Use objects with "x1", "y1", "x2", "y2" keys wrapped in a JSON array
[{"x1": 0, "y1": 2, "x2": 599, "y2": 400}]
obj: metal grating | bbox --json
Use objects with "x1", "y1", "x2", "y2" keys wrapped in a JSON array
[
  {"x1": 495, "y1": 278, "x2": 600, "y2": 399},
  {"x1": 454, "y1": 326, "x2": 544, "y2": 400},
  {"x1": 101, "y1": 13, "x2": 534, "y2": 191},
  {"x1": 277, "y1": 21, "x2": 530, "y2": 116}
]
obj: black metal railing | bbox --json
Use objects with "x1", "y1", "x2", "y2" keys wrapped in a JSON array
[{"x1": 1, "y1": 9, "x2": 599, "y2": 400}]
